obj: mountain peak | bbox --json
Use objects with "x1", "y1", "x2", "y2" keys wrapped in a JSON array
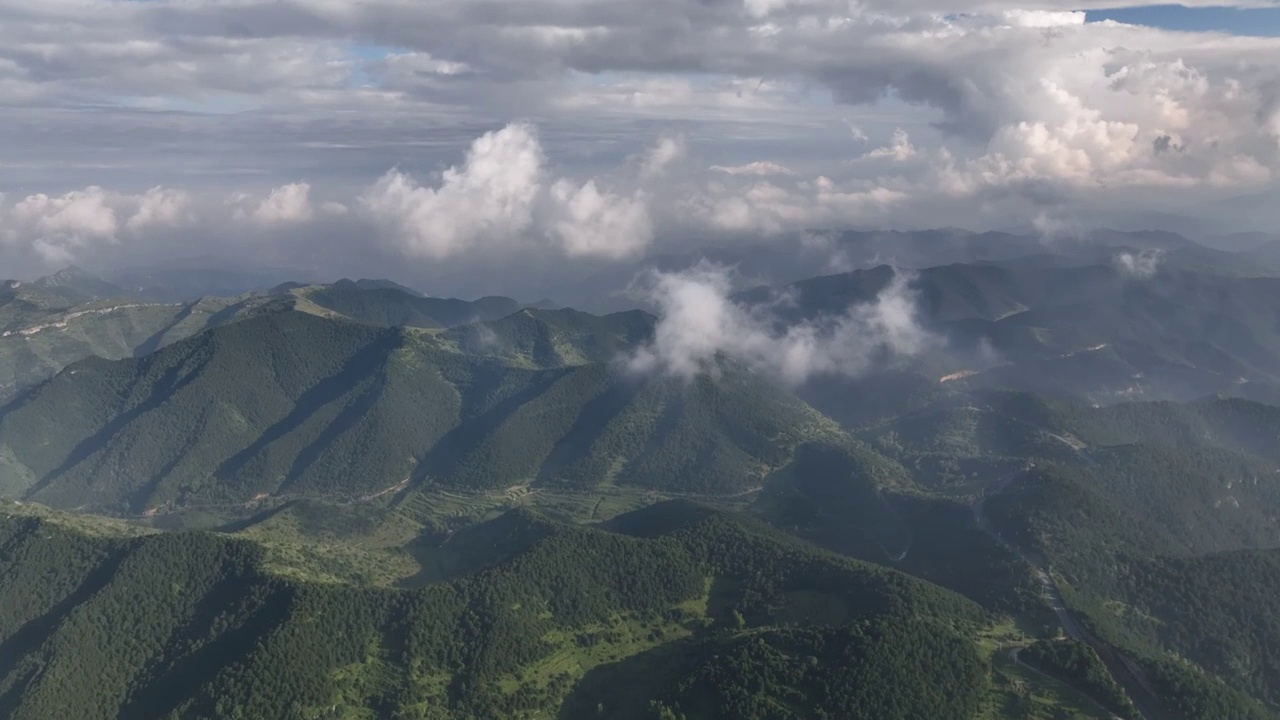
[{"x1": 36, "y1": 265, "x2": 93, "y2": 285}]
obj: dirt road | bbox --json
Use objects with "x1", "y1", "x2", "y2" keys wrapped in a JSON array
[{"x1": 972, "y1": 466, "x2": 1164, "y2": 720}]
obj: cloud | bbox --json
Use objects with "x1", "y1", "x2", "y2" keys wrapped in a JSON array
[
  {"x1": 999, "y1": 10, "x2": 1087, "y2": 28},
  {"x1": 710, "y1": 161, "x2": 795, "y2": 176},
  {"x1": 640, "y1": 136, "x2": 686, "y2": 178},
  {"x1": 359, "y1": 123, "x2": 674, "y2": 260},
  {"x1": 863, "y1": 129, "x2": 918, "y2": 162},
  {"x1": 1114, "y1": 249, "x2": 1163, "y2": 278},
  {"x1": 359, "y1": 123, "x2": 544, "y2": 259},
  {"x1": 126, "y1": 187, "x2": 194, "y2": 232},
  {"x1": 1, "y1": 186, "x2": 191, "y2": 266},
  {"x1": 628, "y1": 262, "x2": 936, "y2": 385},
  {"x1": 248, "y1": 183, "x2": 316, "y2": 225},
  {"x1": 548, "y1": 180, "x2": 653, "y2": 259},
  {"x1": 1, "y1": 0, "x2": 1278, "y2": 252},
  {"x1": 686, "y1": 175, "x2": 904, "y2": 235},
  {"x1": 8, "y1": 189, "x2": 118, "y2": 253}
]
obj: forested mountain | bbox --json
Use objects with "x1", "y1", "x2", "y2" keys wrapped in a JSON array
[
  {"x1": 2, "y1": 270, "x2": 123, "y2": 330},
  {"x1": 0, "y1": 280, "x2": 530, "y2": 403},
  {"x1": 0, "y1": 293, "x2": 289, "y2": 402},
  {"x1": 5, "y1": 252, "x2": 1280, "y2": 719},
  {"x1": 746, "y1": 260, "x2": 1280, "y2": 404},
  {"x1": 746, "y1": 382, "x2": 1280, "y2": 718},
  {"x1": 13, "y1": 253, "x2": 1280, "y2": 412},
  {"x1": 985, "y1": 466, "x2": 1280, "y2": 717},
  {"x1": 24, "y1": 266, "x2": 128, "y2": 304},
  {"x1": 0, "y1": 309, "x2": 840, "y2": 514},
  {"x1": 0, "y1": 501, "x2": 996, "y2": 720}
]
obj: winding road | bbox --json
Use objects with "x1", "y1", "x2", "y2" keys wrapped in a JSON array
[
  {"x1": 972, "y1": 464, "x2": 1165, "y2": 720},
  {"x1": 1, "y1": 303, "x2": 165, "y2": 338}
]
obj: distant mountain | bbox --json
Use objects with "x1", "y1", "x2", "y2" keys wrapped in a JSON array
[
  {"x1": 2, "y1": 267, "x2": 127, "y2": 330},
  {"x1": 286, "y1": 280, "x2": 521, "y2": 329},
  {"x1": 524, "y1": 227, "x2": 1235, "y2": 313},
  {"x1": 522, "y1": 297, "x2": 561, "y2": 310},
  {"x1": 1200, "y1": 232, "x2": 1280, "y2": 253},
  {"x1": 652, "y1": 228, "x2": 1037, "y2": 280},
  {"x1": 29, "y1": 266, "x2": 128, "y2": 304},
  {"x1": 1079, "y1": 228, "x2": 1197, "y2": 251},
  {"x1": 348, "y1": 277, "x2": 425, "y2": 296},
  {"x1": 1240, "y1": 239, "x2": 1280, "y2": 269},
  {"x1": 106, "y1": 262, "x2": 307, "y2": 302},
  {"x1": 746, "y1": 261, "x2": 1280, "y2": 404}
]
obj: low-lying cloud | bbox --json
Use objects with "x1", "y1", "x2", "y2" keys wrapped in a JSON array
[
  {"x1": 1, "y1": 186, "x2": 198, "y2": 266},
  {"x1": 628, "y1": 262, "x2": 936, "y2": 385},
  {"x1": 1114, "y1": 249, "x2": 1163, "y2": 278}
]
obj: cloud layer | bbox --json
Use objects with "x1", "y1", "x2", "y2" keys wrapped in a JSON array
[{"x1": 2, "y1": 0, "x2": 1280, "y2": 280}]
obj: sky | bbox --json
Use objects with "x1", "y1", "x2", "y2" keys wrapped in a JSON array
[{"x1": 1, "y1": 0, "x2": 1279, "y2": 290}]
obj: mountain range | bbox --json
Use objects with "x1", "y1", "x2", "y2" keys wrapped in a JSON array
[
  {"x1": 3, "y1": 229, "x2": 1280, "y2": 718},
  {"x1": 0, "y1": 273, "x2": 534, "y2": 402}
]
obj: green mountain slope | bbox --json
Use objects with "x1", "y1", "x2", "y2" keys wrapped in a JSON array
[
  {"x1": 9, "y1": 259, "x2": 1280, "y2": 720},
  {"x1": 1054, "y1": 396, "x2": 1280, "y2": 464},
  {"x1": 986, "y1": 465, "x2": 1280, "y2": 717},
  {"x1": 0, "y1": 309, "x2": 842, "y2": 514},
  {"x1": 0, "y1": 501, "x2": 1000, "y2": 720},
  {"x1": 1, "y1": 274, "x2": 102, "y2": 331},
  {"x1": 0, "y1": 294, "x2": 291, "y2": 402},
  {"x1": 747, "y1": 384, "x2": 1280, "y2": 718},
  {"x1": 0, "y1": 277, "x2": 536, "y2": 404}
]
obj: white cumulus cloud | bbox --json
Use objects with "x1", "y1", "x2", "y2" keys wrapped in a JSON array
[
  {"x1": 548, "y1": 180, "x2": 653, "y2": 259},
  {"x1": 629, "y1": 262, "x2": 936, "y2": 385},
  {"x1": 126, "y1": 187, "x2": 194, "y2": 232},
  {"x1": 250, "y1": 183, "x2": 315, "y2": 225},
  {"x1": 1, "y1": 185, "x2": 207, "y2": 266},
  {"x1": 863, "y1": 129, "x2": 918, "y2": 162},
  {"x1": 360, "y1": 123, "x2": 544, "y2": 258}
]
